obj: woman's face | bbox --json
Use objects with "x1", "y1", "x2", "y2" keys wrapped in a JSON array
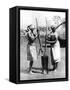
[{"x1": 28, "y1": 29, "x2": 37, "y2": 40}]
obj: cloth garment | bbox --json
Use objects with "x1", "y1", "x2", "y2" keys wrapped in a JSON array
[
  {"x1": 27, "y1": 44, "x2": 33, "y2": 61},
  {"x1": 52, "y1": 40, "x2": 60, "y2": 62},
  {"x1": 27, "y1": 44, "x2": 37, "y2": 61},
  {"x1": 30, "y1": 45, "x2": 37, "y2": 61},
  {"x1": 51, "y1": 32, "x2": 61, "y2": 62}
]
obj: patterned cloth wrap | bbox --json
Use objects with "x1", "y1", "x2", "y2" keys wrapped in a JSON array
[
  {"x1": 51, "y1": 32, "x2": 61, "y2": 62},
  {"x1": 27, "y1": 43, "x2": 37, "y2": 61}
]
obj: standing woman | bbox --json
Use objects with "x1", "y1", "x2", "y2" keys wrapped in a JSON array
[
  {"x1": 26, "y1": 25, "x2": 38, "y2": 73},
  {"x1": 48, "y1": 26, "x2": 61, "y2": 71}
]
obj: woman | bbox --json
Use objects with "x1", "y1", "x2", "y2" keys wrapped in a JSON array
[
  {"x1": 26, "y1": 25, "x2": 38, "y2": 73},
  {"x1": 47, "y1": 26, "x2": 60, "y2": 71}
]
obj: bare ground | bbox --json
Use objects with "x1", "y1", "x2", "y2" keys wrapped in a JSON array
[{"x1": 20, "y1": 37, "x2": 65, "y2": 80}]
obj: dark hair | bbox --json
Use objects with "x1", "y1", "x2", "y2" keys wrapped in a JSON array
[{"x1": 51, "y1": 26, "x2": 55, "y2": 33}]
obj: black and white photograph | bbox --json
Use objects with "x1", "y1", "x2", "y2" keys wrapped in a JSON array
[{"x1": 20, "y1": 9, "x2": 67, "y2": 81}]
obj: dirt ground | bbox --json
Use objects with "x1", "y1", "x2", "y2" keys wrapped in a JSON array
[{"x1": 20, "y1": 37, "x2": 66, "y2": 80}]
